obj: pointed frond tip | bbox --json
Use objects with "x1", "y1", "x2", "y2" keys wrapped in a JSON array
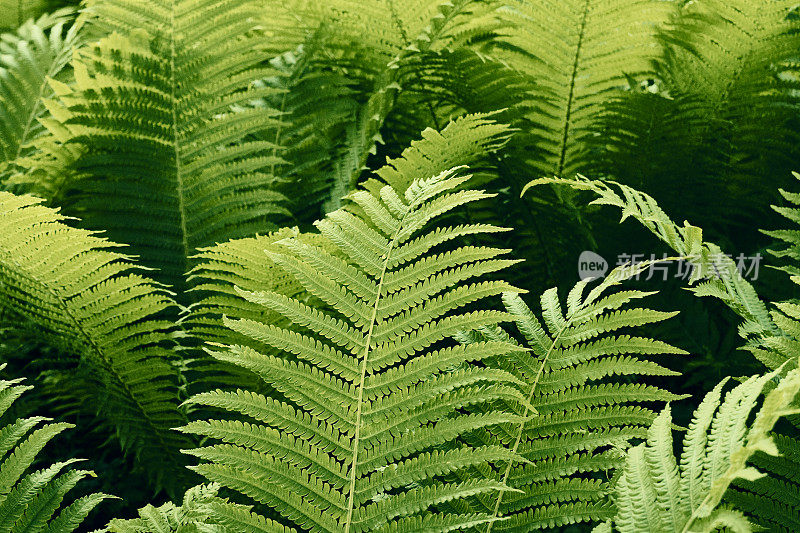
[{"x1": 181, "y1": 160, "x2": 534, "y2": 531}]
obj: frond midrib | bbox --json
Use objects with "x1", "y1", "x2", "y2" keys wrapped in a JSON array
[
  {"x1": 556, "y1": 0, "x2": 591, "y2": 178},
  {"x1": 485, "y1": 306, "x2": 572, "y2": 532},
  {"x1": 344, "y1": 195, "x2": 410, "y2": 533},
  {"x1": 168, "y1": 0, "x2": 191, "y2": 276}
]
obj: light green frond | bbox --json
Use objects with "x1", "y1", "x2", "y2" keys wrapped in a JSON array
[
  {"x1": 458, "y1": 264, "x2": 686, "y2": 531},
  {"x1": 31, "y1": 0, "x2": 290, "y2": 294},
  {"x1": 182, "y1": 161, "x2": 532, "y2": 532},
  {"x1": 609, "y1": 361, "x2": 800, "y2": 533},
  {"x1": 366, "y1": 112, "x2": 513, "y2": 195},
  {"x1": 0, "y1": 191, "x2": 193, "y2": 494},
  {"x1": 106, "y1": 483, "x2": 291, "y2": 533},
  {"x1": 0, "y1": 9, "x2": 79, "y2": 186}
]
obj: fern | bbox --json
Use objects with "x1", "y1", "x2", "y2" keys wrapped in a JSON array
[
  {"x1": 491, "y1": 0, "x2": 673, "y2": 181},
  {"x1": 0, "y1": 191, "x2": 193, "y2": 494},
  {"x1": 592, "y1": 0, "x2": 800, "y2": 230},
  {"x1": 0, "y1": 0, "x2": 48, "y2": 31},
  {"x1": 454, "y1": 263, "x2": 686, "y2": 531},
  {"x1": 256, "y1": 0, "x2": 504, "y2": 205},
  {"x1": 0, "y1": 365, "x2": 110, "y2": 532},
  {"x1": 526, "y1": 176, "x2": 784, "y2": 370},
  {"x1": 725, "y1": 434, "x2": 800, "y2": 532},
  {"x1": 33, "y1": 0, "x2": 289, "y2": 293},
  {"x1": 258, "y1": 36, "x2": 359, "y2": 222},
  {"x1": 106, "y1": 483, "x2": 287, "y2": 533},
  {"x1": 180, "y1": 168, "x2": 532, "y2": 531},
  {"x1": 0, "y1": 8, "x2": 78, "y2": 187},
  {"x1": 363, "y1": 112, "x2": 513, "y2": 195},
  {"x1": 529, "y1": 174, "x2": 800, "y2": 532},
  {"x1": 603, "y1": 361, "x2": 800, "y2": 533}
]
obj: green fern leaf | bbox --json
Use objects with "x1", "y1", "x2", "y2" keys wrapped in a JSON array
[
  {"x1": 492, "y1": 0, "x2": 674, "y2": 180},
  {"x1": 0, "y1": 366, "x2": 110, "y2": 532},
  {"x1": 457, "y1": 263, "x2": 686, "y2": 532},
  {"x1": 609, "y1": 361, "x2": 800, "y2": 533},
  {"x1": 526, "y1": 176, "x2": 784, "y2": 369},
  {"x1": 106, "y1": 483, "x2": 291, "y2": 533},
  {"x1": 591, "y1": 0, "x2": 800, "y2": 229},
  {"x1": 0, "y1": 190, "x2": 193, "y2": 494},
  {"x1": 0, "y1": 8, "x2": 78, "y2": 186},
  {"x1": 33, "y1": 0, "x2": 290, "y2": 294},
  {"x1": 181, "y1": 167, "x2": 532, "y2": 532}
]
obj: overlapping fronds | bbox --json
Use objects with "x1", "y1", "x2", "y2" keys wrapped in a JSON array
[
  {"x1": 259, "y1": 38, "x2": 358, "y2": 222},
  {"x1": 0, "y1": 366, "x2": 110, "y2": 532},
  {"x1": 526, "y1": 176, "x2": 784, "y2": 370},
  {"x1": 34, "y1": 0, "x2": 289, "y2": 293},
  {"x1": 591, "y1": 0, "x2": 800, "y2": 229},
  {"x1": 0, "y1": 191, "x2": 192, "y2": 494},
  {"x1": 491, "y1": 0, "x2": 674, "y2": 180},
  {"x1": 255, "y1": 0, "x2": 504, "y2": 206},
  {"x1": 725, "y1": 433, "x2": 800, "y2": 532},
  {"x1": 603, "y1": 361, "x2": 800, "y2": 533},
  {"x1": 456, "y1": 264, "x2": 686, "y2": 531},
  {"x1": 260, "y1": 0, "x2": 497, "y2": 64},
  {"x1": 530, "y1": 174, "x2": 800, "y2": 533},
  {"x1": 187, "y1": 228, "x2": 318, "y2": 351},
  {"x1": 0, "y1": 9, "x2": 78, "y2": 185},
  {"x1": 180, "y1": 168, "x2": 532, "y2": 532}
]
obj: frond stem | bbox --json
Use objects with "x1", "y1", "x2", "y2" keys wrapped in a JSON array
[
  {"x1": 486, "y1": 308, "x2": 571, "y2": 532},
  {"x1": 343, "y1": 200, "x2": 409, "y2": 532}
]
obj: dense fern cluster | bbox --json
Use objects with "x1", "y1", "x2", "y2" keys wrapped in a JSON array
[{"x1": 1, "y1": 0, "x2": 800, "y2": 531}]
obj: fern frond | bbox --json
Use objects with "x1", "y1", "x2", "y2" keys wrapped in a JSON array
[
  {"x1": 608, "y1": 361, "x2": 800, "y2": 533},
  {"x1": 526, "y1": 176, "x2": 786, "y2": 369},
  {"x1": 181, "y1": 166, "x2": 533, "y2": 531},
  {"x1": 260, "y1": 0, "x2": 504, "y2": 205},
  {"x1": 365, "y1": 112, "x2": 513, "y2": 196},
  {"x1": 491, "y1": 0, "x2": 674, "y2": 181},
  {"x1": 0, "y1": 366, "x2": 110, "y2": 532},
  {"x1": 0, "y1": 9, "x2": 78, "y2": 186},
  {"x1": 0, "y1": 1, "x2": 47, "y2": 31},
  {"x1": 258, "y1": 36, "x2": 359, "y2": 223},
  {"x1": 0, "y1": 191, "x2": 193, "y2": 494},
  {"x1": 456, "y1": 263, "x2": 686, "y2": 531},
  {"x1": 106, "y1": 483, "x2": 290, "y2": 533},
  {"x1": 33, "y1": 0, "x2": 290, "y2": 294},
  {"x1": 591, "y1": 0, "x2": 800, "y2": 230}
]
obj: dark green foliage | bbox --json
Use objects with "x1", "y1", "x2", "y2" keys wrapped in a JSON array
[{"x1": 0, "y1": 0, "x2": 799, "y2": 530}]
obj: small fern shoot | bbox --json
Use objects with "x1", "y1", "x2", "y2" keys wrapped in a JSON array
[
  {"x1": 181, "y1": 168, "x2": 532, "y2": 532},
  {"x1": 603, "y1": 361, "x2": 800, "y2": 533}
]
